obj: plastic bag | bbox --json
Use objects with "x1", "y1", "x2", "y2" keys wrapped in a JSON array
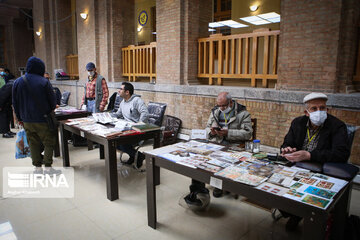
[{"x1": 15, "y1": 129, "x2": 31, "y2": 159}]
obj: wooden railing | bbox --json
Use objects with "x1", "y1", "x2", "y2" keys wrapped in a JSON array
[
  {"x1": 198, "y1": 29, "x2": 280, "y2": 87},
  {"x1": 65, "y1": 54, "x2": 79, "y2": 79},
  {"x1": 122, "y1": 42, "x2": 156, "y2": 82}
]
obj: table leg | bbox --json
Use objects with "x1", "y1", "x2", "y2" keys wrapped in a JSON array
[
  {"x1": 331, "y1": 183, "x2": 351, "y2": 239},
  {"x1": 54, "y1": 129, "x2": 60, "y2": 157},
  {"x1": 146, "y1": 156, "x2": 157, "y2": 229},
  {"x1": 88, "y1": 140, "x2": 93, "y2": 150},
  {"x1": 153, "y1": 131, "x2": 161, "y2": 186},
  {"x1": 104, "y1": 141, "x2": 118, "y2": 201},
  {"x1": 100, "y1": 144, "x2": 105, "y2": 159},
  {"x1": 59, "y1": 124, "x2": 70, "y2": 167}
]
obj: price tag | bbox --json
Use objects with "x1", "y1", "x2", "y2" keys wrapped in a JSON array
[
  {"x1": 191, "y1": 129, "x2": 206, "y2": 140},
  {"x1": 80, "y1": 131, "x2": 85, "y2": 138},
  {"x1": 210, "y1": 176, "x2": 222, "y2": 189}
]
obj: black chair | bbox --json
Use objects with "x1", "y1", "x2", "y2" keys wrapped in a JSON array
[
  {"x1": 53, "y1": 87, "x2": 62, "y2": 105},
  {"x1": 107, "y1": 92, "x2": 123, "y2": 112},
  {"x1": 147, "y1": 102, "x2": 167, "y2": 126},
  {"x1": 60, "y1": 91, "x2": 71, "y2": 107},
  {"x1": 161, "y1": 115, "x2": 182, "y2": 146}
]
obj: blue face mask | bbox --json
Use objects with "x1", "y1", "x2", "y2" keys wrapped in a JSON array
[{"x1": 0, "y1": 72, "x2": 5, "y2": 76}]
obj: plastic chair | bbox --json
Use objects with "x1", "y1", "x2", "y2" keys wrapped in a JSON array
[
  {"x1": 60, "y1": 91, "x2": 70, "y2": 107},
  {"x1": 161, "y1": 115, "x2": 182, "y2": 146}
]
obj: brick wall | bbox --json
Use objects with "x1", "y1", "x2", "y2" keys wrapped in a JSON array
[
  {"x1": 278, "y1": 0, "x2": 359, "y2": 93},
  {"x1": 53, "y1": 82, "x2": 360, "y2": 165}
]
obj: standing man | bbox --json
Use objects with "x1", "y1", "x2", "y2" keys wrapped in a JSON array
[
  {"x1": 113, "y1": 82, "x2": 149, "y2": 168},
  {"x1": 12, "y1": 56, "x2": 59, "y2": 174},
  {"x1": 0, "y1": 78, "x2": 15, "y2": 138},
  {"x1": 279, "y1": 92, "x2": 350, "y2": 230},
  {"x1": 185, "y1": 92, "x2": 253, "y2": 210},
  {"x1": 81, "y1": 62, "x2": 109, "y2": 113}
]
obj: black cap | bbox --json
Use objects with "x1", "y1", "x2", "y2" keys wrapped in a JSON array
[{"x1": 86, "y1": 62, "x2": 95, "y2": 71}]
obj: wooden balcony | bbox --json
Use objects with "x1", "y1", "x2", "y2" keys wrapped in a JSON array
[
  {"x1": 198, "y1": 29, "x2": 280, "y2": 87},
  {"x1": 122, "y1": 42, "x2": 156, "y2": 82}
]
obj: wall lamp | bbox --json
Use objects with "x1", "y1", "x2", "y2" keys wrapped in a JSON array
[
  {"x1": 36, "y1": 31, "x2": 41, "y2": 36},
  {"x1": 137, "y1": 26, "x2": 143, "y2": 32},
  {"x1": 80, "y1": 13, "x2": 88, "y2": 20},
  {"x1": 250, "y1": 5, "x2": 259, "y2": 12}
]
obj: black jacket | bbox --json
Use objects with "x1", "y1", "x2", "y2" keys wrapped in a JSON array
[
  {"x1": 0, "y1": 80, "x2": 13, "y2": 112},
  {"x1": 281, "y1": 114, "x2": 350, "y2": 163}
]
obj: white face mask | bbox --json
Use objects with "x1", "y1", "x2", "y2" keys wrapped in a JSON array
[
  {"x1": 307, "y1": 110, "x2": 327, "y2": 126},
  {"x1": 87, "y1": 71, "x2": 95, "y2": 77}
]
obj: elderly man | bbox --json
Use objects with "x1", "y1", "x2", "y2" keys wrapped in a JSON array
[
  {"x1": 280, "y1": 92, "x2": 350, "y2": 230},
  {"x1": 81, "y1": 62, "x2": 109, "y2": 113},
  {"x1": 185, "y1": 92, "x2": 253, "y2": 209},
  {"x1": 114, "y1": 82, "x2": 149, "y2": 168}
]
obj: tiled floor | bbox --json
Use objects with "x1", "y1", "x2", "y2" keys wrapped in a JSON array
[{"x1": 0, "y1": 129, "x2": 359, "y2": 240}]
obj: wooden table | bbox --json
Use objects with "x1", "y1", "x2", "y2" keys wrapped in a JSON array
[
  {"x1": 145, "y1": 153, "x2": 351, "y2": 240},
  {"x1": 54, "y1": 109, "x2": 90, "y2": 157},
  {"x1": 59, "y1": 121, "x2": 161, "y2": 201}
]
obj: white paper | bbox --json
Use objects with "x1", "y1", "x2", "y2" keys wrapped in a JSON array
[
  {"x1": 191, "y1": 129, "x2": 207, "y2": 140},
  {"x1": 210, "y1": 177, "x2": 223, "y2": 189}
]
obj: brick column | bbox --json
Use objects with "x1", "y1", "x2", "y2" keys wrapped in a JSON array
[
  {"x1": 278, "y1": 0, "x2": 359, "y2": 93},
  {"x1": 156, "y1": 0, "x2": 211, "y2": 85}
]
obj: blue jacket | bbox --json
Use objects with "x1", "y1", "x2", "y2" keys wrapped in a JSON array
[{"x1": 12, "y1": 56, "x2": 56, "y2": 123}]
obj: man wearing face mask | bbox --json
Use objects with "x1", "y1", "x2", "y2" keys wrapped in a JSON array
[
  {"x1": 281, "y1": 92, "x2": 349, "y2": 163},
  {"x1": 81, "y1": 62, "x2": 109, "y2": 113},
  {"x1": 184, "y1": 92, "x2": 253, "y2": 208},
  {"x1": 279, "y1": 92, "x2": 350, "y2": 231}
]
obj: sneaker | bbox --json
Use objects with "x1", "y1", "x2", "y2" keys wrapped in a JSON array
[
  {"x1": 135, "y1": 152, "x2": 146, "y2": 169},
  {"x1": 33, "y1": 167, "x2": 43, "y2": 175},
  {"x1": 213, "y1": 188, "x2": 223, "y2": 198},
  {"x1": 8, "y1": 131, "x2": 16, "y2": 136},
  {"x1": 123, "y1": 156, "x2": 134, "y2": 165},
  {"x1": 2, "y1": 133, "x2": 14, "y2": 138},
  {"x1": 285, "y1": 216, "x2": 302, "y2": 231},
  {"x1": 44, "y1": 167, "x2": 62, "y2": 176}
]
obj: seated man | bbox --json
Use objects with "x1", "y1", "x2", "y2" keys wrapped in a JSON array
[
  {"x1": 186, "y1": 92, "x2": 253, "y2": 207},
  {"x1": 113, "y1": 82, "x2": 149, "y2": 168},
  {"x1": 280, "y1": 92, "x2": 350, "y2": 230}
]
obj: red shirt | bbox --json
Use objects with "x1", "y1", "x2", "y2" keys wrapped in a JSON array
[{"x1": 81, "y1": 73, "x2": 109, "y2": 111}]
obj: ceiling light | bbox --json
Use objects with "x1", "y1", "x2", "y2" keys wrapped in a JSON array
[
  {"x1": 80, "y1": 13, "x2": 88, "y2": 20},
  {"x1": 257, "y1": 12, "x2": 281, "y2": 23},
  {"x1": 209, "y1": 22, "x2": 224, "y2": 28},
  {"x1": 240, "y1": 16, "x2": 271, "y2": 25},
  {"x1": 152, "y1": 32, "x2": 157, "y2": 34},
  {"x1": 217, "y1": 20, "x2": 248, "y2": 28},
  {"x1": 208, "y1": 28, "x2": 216, "y2": 32},
  {"x1": 249, "y1": 5, "x2": 258, "y2": 12},
  {"x1": 36, "y1": 31, "x2": 41, "y2": 36}
]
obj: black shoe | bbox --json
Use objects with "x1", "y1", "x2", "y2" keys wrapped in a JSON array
[
  {"x1": 213, "y1": 188, "x2": 223, "y2": 198},
  {"x1": 8, "y1": 131, "x2": 16, "y2": 136},
  {"x1": 123, "y1": 156, "x2": 134, "y2": 165},
  {"x1": 3, "y1": 133, "x2": 14, "y2": 138},
  {"x1": 135, "y1": 152, "x2": 146, "y2": 169},
  {"x1": 286, "y1": 216, "x2": 302, "y2": 231}
]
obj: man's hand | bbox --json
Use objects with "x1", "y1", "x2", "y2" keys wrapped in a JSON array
[
  {"x1": 283, "y1": 150, "x2": 311, "y2": 162},
  {"x1": 216, "y1": 128, "x2": 228, "y2": 137},
  {"x1": 281, "y1": 146, "x2": 297, "y2": 156}
]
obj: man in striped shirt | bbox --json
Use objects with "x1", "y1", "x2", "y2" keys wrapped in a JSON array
[{"x1": 81, "y1": 62, "x2": 109, "y2": 112}]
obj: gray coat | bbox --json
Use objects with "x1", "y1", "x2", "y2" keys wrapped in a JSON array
[{"x1": 206, "y1": 101, "x2": 253, "y2": 143}]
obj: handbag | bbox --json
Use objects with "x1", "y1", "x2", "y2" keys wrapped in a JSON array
[{"x1": 23, "y1": 76, "x2": 58, "y2": 130}]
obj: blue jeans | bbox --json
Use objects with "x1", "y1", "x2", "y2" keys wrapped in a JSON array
[
  {"x1": 117, "y1": 144, "x2": 136, "y2": 159},
  {"x1": 87, "y1": 100, "x2": 97, "y2": 113}
]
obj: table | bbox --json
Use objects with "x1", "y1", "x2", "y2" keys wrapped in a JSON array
[
  {"x1": 54, "y1": 109, "x2": 90, "y2": 157},
  {"x1": 145, "y1": 153, "x2": 351, "y2": 240},
  {"x1": 59, "y1": 121, "x2": 161, "y2": 201}
]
